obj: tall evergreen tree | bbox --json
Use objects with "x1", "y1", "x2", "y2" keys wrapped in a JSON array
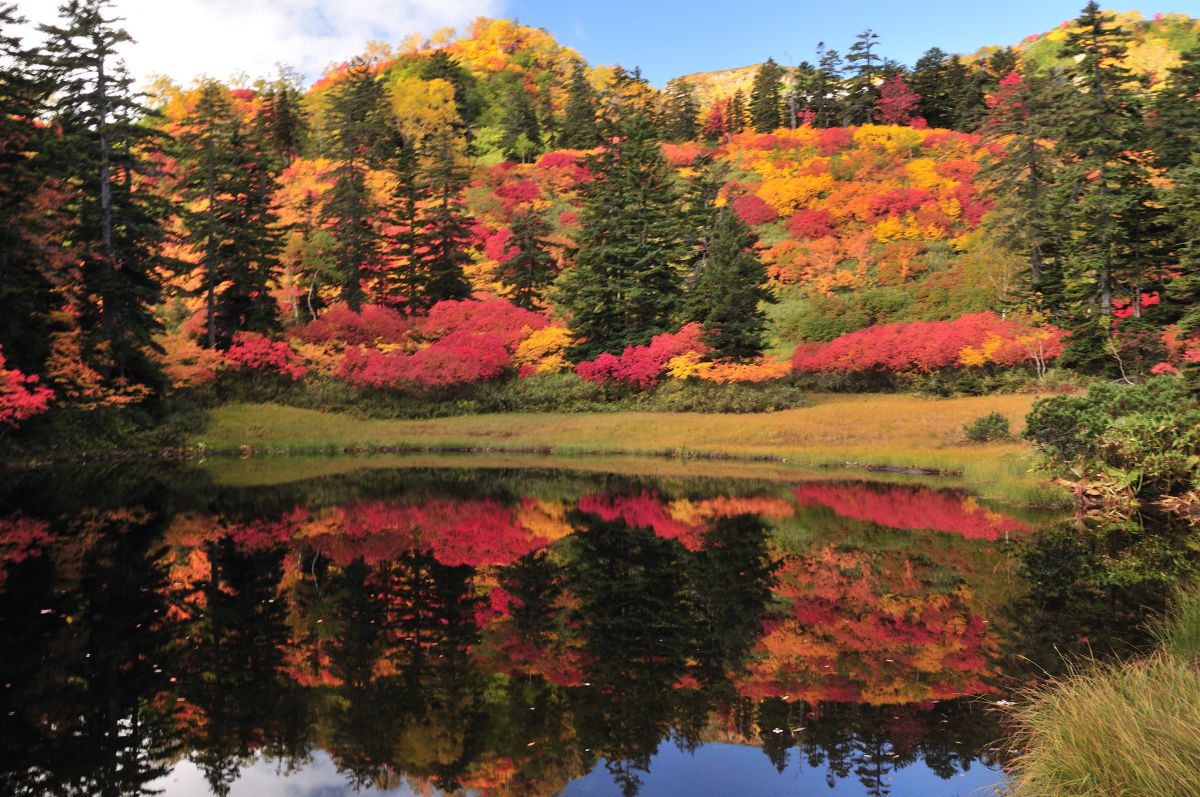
[
  {"x1": 39, "y1": 0, "x2": 175, "y2": 389},
  {"x1": 1149, "y1": 44, "x2": 1200, "y2": 171},
  {"x1": 557, "y1": 112, "x2": 689, "y2": 360},
  {"x1": 175, "y1": 81, "x2": 283, "y2": 347},
  {"x1": 980, "y1": 68, "x2": 1067, "y2": 300},
  {"x1": 410, "y1": 129, "x2": 472, "y2": 310},
  {"x1": 663, "y1": 77, "x2": 700, "y2": 141},
  {"x1": 685, "y1": 206, "x2": 773, "y2": 361},
  {"x1": 843, "y1": 29, "x2": 883, "y2": 125},
  {"x1": 0, "y1": 4, "x2": 54, "y2": 373},
  {"x1": 321, "y1": 57, "x2": 389, "y2": 309},
  {"x1": 810, "y1": 44, "x2": 845, "y2": 128},
  {"x1": 909, "y1": 48, "x2": 957, "y2": 129},
  {"x1": 255, "y1": 67, "x2": 306, "y2": 165},
  {"x1": 501, "y1": 208, "x2": 556, "y2": 310},
  {"x1": 559, "y1": 63, "x2": 601, "y2": 149},
  {"x1": 728, "y1": 89, "x2": 748, "y2": 133},
  {"x1": 748, "y1": 58, "x2": 786, "y2": 132},
  {"x1": 499, "y1": 81, "x2": 542, "y2": 162},
  {"x1": 1053, "y1": 2, "x2": 1164, "y2": 366},
  {"x1": 1164, "y1": 158, "x2": 1200, "y2": 390}
]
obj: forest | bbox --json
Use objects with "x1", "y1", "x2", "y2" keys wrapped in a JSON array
[{"x1": 0, "y1": 1, "x2": 1197, "y2": 446}]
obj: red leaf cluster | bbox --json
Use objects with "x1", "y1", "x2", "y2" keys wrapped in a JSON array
[
  {"x1": 338, "y1": 330, "x2": 512, "y2": 390},
  {"x1": 224, "y1": 333, "x2": 309, "y2": 380},
  {"x1": 791, "y1": 312, "x2": 1067, "y2": 374},
  {"x1": 0, "y1": 346, "x2": 54, "y2": 428},
  {"x1": 575, "y1": 323, "x2": 710, "y2": 388}
]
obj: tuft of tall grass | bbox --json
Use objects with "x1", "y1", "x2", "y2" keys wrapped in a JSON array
[
  {"x1": 1155, "y1": 588, "x2": 1200, "y2": 663},
  {"x1": 1006, "y1": 652, "x2": 1200, "y2": 797}
]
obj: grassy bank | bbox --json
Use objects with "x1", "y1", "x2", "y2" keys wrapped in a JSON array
[
  {"x1": 1006, "y1": 590, "x2": 1200, "y2": 797},
  {"x1": 196, "y1": 392, "x2": 1061, "y2": 505}
]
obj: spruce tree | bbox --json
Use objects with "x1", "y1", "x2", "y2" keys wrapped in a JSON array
[
  {"x1": 909, "y1": 48, "x2": 957, "y2": 129},
  {"x1": 321, "y1": 57, "x2": 388, "y2": 309},
  {"x1": 749, "y1": 58, "x2": 785, "y2": 132},
  {"x1": 728, "y1": 90, "x2": 748, "y2": 133},
  {"x1": 175, "y1": 81, "x2": 283, "y2": 347},
  {"x1": 39, "y1": 0, "x2": 174, "y2": 389},
  {"x1": 499, "y1": 81, "x2": 542, "y2": 162},
  {"x1": 411, "y1": 129, "x2": 472, "y2": 309},
  {"x1": 1165, "y1": 158, "x2": 1200, "y2": 390},
  {"x1": 1053, "y1": 2, "x2": 1164, "y2": 367},
  {"x1": 810, "y1": 44, "x2": 844, "y2": 128},
  {"x1": 557, "y1": 112, "x2": 689, "y2": 360},
  {"x1": 663, "y1": 77, "x2": 700, "y2": 141},
  {"x1": 843, "y1": 29, "x2": 883, "y2": 125},
  {"x1": 1150, "y1": 44, "x2": 1200, "y2": 171},
  {"x1": 559, "y1": 63, "x2": 601, "y2": 149},
  {"x1": 685, "y1": 206, "x2": 773, "y2": 361},
  {"x1": 979, "y1": 68, "x2": 1067, "y2": 300},
  {"x1": 0, "y1": 4, "x2": 54, "y2": 372},
  {"x1": 255, "y1": 68, "x2": 306, "y2": 166},
  {"x1": 502, "y1": 208, "x2": 555, "y2": 310}
]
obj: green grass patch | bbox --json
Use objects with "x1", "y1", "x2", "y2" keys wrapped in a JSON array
[{"x1": 195, "y1": 392, "x2": 1066, "y2": 506}]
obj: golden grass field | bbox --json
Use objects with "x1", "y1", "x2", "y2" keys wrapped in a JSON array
[{"x1": 199, "y1": 393, "x2": 1062, "y2": 505}]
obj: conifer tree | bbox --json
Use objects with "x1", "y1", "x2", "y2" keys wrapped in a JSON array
[
  {"x1": 321, "y1": 57, "x2": 389, "y2": 309},
  {"x1": 1149, "y1": 44, "x2": 1200, "y2": 171},
  {"x1": 663, "y1": 77, "x2": 700, "y2": 141},
  {"x1": 175, "y1": 81, "x2": 283, "y2": 346},
  {"x1": 909, "y1": 48, "x2": 957, "y2": 129},
  {"x1": 557, "y1": 112, "x2": 689, "y2": 360},
  {"x1": 0, "y1": 4, "x2": 54, "y2": 372},
  {"x1": 1164, "y1": 159, "x2": 1200, "y2": 390},
  {"x1": 411, "y1": 129, "x2": 472, "y2": 309},
  {"x1": 1053, "y1": 2, "x2": 1164, "y2": 366},
  {"x1": 980, "y1": 68, "x2": 1067, "y2": 299},
  {"x1": 499, "y1": 81, "x2": 542, "y2": 162},
  {"x1": 843, "y1": 29, "x2": 883, "y2": 125},
  {"x1": 39, "y1": 0, "x2": 175, "y2": 389},
  {"x1": 810, "y1": 43, "x2": 844, "y2": 128},
  {"x1": 255, "y1": 68, "x2": 305, "y2": 165},
  {"x1": 728, "y1": 90, "x2": 748, "y2": 133},
  {"x1": 685, "y1": 206, "x2": 773, "y2": 361},
  {"x1": 749, "y1": 58, "x2": 785, "y2": 132},
  {"x1": 502, "y1": 208, "x2": 555, "y2": 310},
  {"x1": 559, "y1": 63, "x2": 601, "y2": 149}
]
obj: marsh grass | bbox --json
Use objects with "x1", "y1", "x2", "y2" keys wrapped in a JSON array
[
  {"x1": 1007, "y1": 590, "x2": 1200, "y2": 796},
  {"x1": 196, "y1": 392, "x2": 1060, "y2": 505},
  {"x1": 1006, "y1": 653, "x2": 1200, "y2": 797}
]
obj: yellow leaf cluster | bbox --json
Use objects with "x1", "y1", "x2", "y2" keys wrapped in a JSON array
[
  {"x1": 756, "y1": 173, "x2": 833, "y2": 214},
  {"x1": 513, "y1": 325, "x2": 572, "y2": 374}
]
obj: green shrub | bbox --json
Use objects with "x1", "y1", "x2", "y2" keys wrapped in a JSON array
[
  {"x1": 639, "y1": 380, "x2": 807, "y2": 413},
  {"x1": 1024, "y1": 377, "x2": 1200, "y2": 497},
  {"x1": 963, "y1": 411, "x2": 1012, "y2": 442}
]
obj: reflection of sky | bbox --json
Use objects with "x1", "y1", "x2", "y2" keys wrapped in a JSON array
[
  {"x1": 151, "y1": 751, "x2": 463, "y2": 797},
  {"x1": 151, "y1": 743, "x2": 1003, "y2": 797},
  {"x1": 563, "y1": 743, "x2": 1005, "y2": 797}
]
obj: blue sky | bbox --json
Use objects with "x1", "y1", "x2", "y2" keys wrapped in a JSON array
[
  {"x1": 504, "y1": 1, "x2": 1197, "y2": 84},
  {"x1": 12, "y1": 0, "x2": 1196, "y2": 87}
]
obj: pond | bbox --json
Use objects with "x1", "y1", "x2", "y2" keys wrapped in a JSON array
[{"x1": 0, "y1": 460, "x2": 1181, "y2": 797}]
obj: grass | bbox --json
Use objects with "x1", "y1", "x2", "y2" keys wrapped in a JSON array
[
  {"x1": 1006, "y1": 589, "x2": 1200, "y2": 797},
  {"x1": 196, "y1": 392, "x2": 1063, "y2": 505}
]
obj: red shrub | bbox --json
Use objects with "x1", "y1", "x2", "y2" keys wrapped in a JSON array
[
  {"x1": 415, "y1": 299, "x2": 548, "y2": 351},
  {"x1": 292, "y1": 303, "x2": 412, "y2": 346},
  {"x1": 868, "y1": 187, "x2": 935, "y2": 219},
  {"x1": 786, "y1": 208, "x2": 837, "y2": 238},
  {"x1": 0, "y1": 346, "x2": 53, "y2": 428},
  {"x1": 575, "y1": 324, "x2": 710, "y2": 388},
  {"x1": 791, "y1": 312, "x2": 1067, "y2": 374},
  {"x1": 224, "y1": 333, "x2": 309, "y2": 380},
  {"x1": 338, "y1": 331, "x2": 512, "y2": 390},
  {"x1": 817, "y1": 127, "x2": 854, "y2": 156},
  {"x1": 732, "y1": 193, "x2": 778, "y2": 225}
]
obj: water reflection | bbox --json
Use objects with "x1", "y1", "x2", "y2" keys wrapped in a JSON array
[{"x1": 0, "y1": 464, "x2": 1183, "y2": 797}]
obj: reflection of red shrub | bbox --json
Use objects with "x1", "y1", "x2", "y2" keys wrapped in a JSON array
[
  {"x1": 577, "y1": 492, "x2": 705, "y2": 550},
  {"x1": 792, "y1": 483, "x2": 1027, "y2": 539}
]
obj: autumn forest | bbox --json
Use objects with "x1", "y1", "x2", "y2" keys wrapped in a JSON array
[{"x1": 3, "y1": 1, "x2": 1200, "y2": 795}]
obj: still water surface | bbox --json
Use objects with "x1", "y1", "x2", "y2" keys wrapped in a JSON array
[{"x1": 0, "y1": 462, "x2": 1169, "y2": 797}]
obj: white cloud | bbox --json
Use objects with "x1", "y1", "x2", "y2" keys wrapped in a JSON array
[{"x1": 13, "y1": 0, "x2": 504, "y2": 87}]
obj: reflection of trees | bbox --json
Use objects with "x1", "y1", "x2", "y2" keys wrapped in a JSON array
[
  {"x1": 0, "y1": 468, "x2": 1034, "y2": 797},
  {"x1": 175, "y1": 537, "x2": 308, "y2": 796},
  {"x1": 996, "y1": 517, "x2": 1199, "y2": 682},
  {"x1": 748, "y1": 698, "x2": 1000, "y2": 796},
  {"x1": 0, "y1": 505, "x2": 182, "y2": 797},
  {"x1": 563, "y1": 512, "x2": 777, "y2": 795}
]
